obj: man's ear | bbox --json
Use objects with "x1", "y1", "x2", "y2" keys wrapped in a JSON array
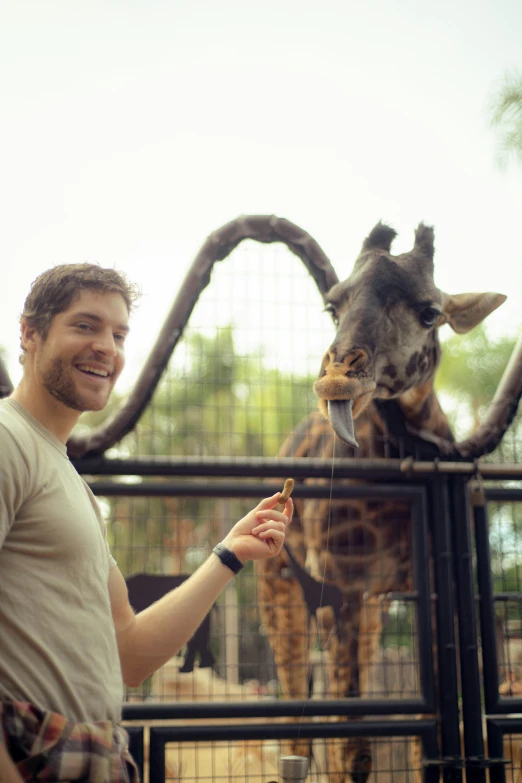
[
  {"x1": 440, "y1": 292, "x2": 507, "y2": 334},
  {"x1": 20, "y1": 319, "x2": 40, "y2": 354}
]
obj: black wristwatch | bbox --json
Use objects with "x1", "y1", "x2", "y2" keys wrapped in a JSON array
[{"x1": 212, "y1": 543, "x2": 244, "y2": 575}]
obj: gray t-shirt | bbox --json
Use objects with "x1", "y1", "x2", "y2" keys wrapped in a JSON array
[{"x1": 0, "y1": 399, "x2": 123, "y2": 723}]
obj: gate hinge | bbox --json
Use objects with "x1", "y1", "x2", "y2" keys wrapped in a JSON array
[{"x1": 469, "y1": 479, "x2": 486, "y2": 508}]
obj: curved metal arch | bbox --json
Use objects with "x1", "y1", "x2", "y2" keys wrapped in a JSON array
[
  {"x1": 0, "y1": 214, "x2": 521, "y2": 461},
  {"x1": 66, "y1": 214, "x2": 338, "y2": 458}
]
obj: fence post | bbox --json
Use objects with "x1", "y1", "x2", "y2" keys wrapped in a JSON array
[
  {"x1": 450, "y1": 476, "x2": 486, "y2": 783},
  {"x1": 429, "y1": 475, "x2": 463, "y2": 782}
]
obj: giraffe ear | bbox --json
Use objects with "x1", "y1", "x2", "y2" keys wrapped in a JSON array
[{"x1": 440, "y1": 292, "x2": 507, "y2": 334}]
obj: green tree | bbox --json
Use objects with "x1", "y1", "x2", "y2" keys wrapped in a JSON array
[
  {"x1": 489, "y1": 68, "x2": 522, "y2": 168},
  {"x1": 436, "y1": 324, "x2": 516, "y2": 433}
]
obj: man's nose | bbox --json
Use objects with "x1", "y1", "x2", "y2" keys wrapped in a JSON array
[{"x1": 92, "y1": 331, "x2": 117, "y2": 356}]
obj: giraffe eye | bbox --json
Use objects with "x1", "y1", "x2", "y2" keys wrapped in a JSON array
[
  {"x1": 324, "y1": 303, "x2": 339, "y2": 325},
  {"x1": 419, "y1": 307, "x2": 441, "y2": 328}
]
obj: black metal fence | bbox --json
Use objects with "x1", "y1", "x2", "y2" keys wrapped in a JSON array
[{"x1": 71, "y1": 462, "x2": 522, "y2": 783}]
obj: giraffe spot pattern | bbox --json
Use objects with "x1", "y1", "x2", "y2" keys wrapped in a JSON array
[
  {"x1": 405, "y1": 352, "x2": 419, "y2": 377},
  {"x1": 382, "y1": 363, "x2": 398, "y2": 378}
]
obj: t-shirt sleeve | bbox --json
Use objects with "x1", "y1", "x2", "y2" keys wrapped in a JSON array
[
  {"x1": 79, "y1": 477, "x2": 118, "y2": 570},
  {"x1": 0, "y1": 425, "x2": 30, "y2": 549},
  {"x1": 107, "y1": 544, "x2": 117, "y2": 570}
]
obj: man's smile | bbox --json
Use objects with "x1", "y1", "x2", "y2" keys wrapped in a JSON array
[{"x1": 75, "y1": 363, "x2": 112, "y2": 379}]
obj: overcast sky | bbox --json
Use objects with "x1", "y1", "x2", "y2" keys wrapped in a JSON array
[{"x1": 1, "y1": 0, "x2": 522, "y2": 390}]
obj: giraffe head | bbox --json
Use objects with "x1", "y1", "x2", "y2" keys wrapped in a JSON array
[{"x1": 314, "y1": 222, "x2": 506, "y2": 446}]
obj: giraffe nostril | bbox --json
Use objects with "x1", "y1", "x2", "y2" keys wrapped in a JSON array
[
  {"x1": 346, "y1": 349, "x2": 368, "y2": 372},
  {"x1": 325, "y1": 348, "x2": 369, "y2": 372}
]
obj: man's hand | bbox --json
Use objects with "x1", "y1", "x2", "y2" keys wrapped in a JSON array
[{"x1": 221, "y1": 493, "x2": 293, "y2": 563}]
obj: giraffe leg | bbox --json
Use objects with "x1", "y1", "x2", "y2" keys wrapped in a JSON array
[
  {"x1": 410, "y1": 736, "x2": 425, "y2": 783},
  {"x1": 317, "y1": 601, "x2": 373, "y2": 783},
  {"x1": 257, "y1": 555, "x2": 312, "y2": 759}
]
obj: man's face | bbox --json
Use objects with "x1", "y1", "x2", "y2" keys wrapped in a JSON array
[{"x1": 32, "y1": 289, "x2": 129, "y2": 413}]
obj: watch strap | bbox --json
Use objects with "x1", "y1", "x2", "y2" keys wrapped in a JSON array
[{"x1": 212, "y1": 543, "x2": 244, "y2": 575}]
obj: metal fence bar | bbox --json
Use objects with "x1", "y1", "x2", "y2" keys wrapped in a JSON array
[
  {"x1": 485, "y1": 489, "x2": 522, "y2": 502},
  {"x1": 149, "y1": 718, "x2": 439, "y2": 742},
  {"x1": 485, "y1": 719, "x2": 508, "y2": 783},
  {"x1": 429, "y1": 475, "x2": 463, "y2": 783},
  {"x1": 450, "y1": 477, "x2": 486, "y2": 783},
  {"x1": 88, "y1": 480, "x2": 427, "y2": 501},
  {"x1": 412, "y1": 489, "x2": 437, "y2": 712},
  {"x1": 122, "y1": 697, "x2": 431, "y2": 721},
  {"x1": 473, "y1": 496, "x2": 502, "y2": 713},
  {"x1": 422, "y1": 724, "x2": 443, "y2": 783},
  {"x1": 74, "y1": 455, "x2": 522, "y2": 480}
]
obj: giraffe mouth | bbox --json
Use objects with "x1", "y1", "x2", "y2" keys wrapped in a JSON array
[
  {"x1": 328, "y1": 400, "x2": 359, "y2": 448},
  {"x1": 326, "y1": 390, "x2": 375, "y2": 448},
  {"x1": 314, "y1": 375, "x2": 376, "y2": 447}
]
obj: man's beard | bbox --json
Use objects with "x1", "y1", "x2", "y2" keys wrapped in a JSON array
[{"x1": 42, "y1": 357, "x2": 107, "y2": 412}]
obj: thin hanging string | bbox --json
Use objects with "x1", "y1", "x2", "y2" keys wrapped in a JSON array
[{"x1": 295, "y1": 432, "x2": 337, "y2": 745}]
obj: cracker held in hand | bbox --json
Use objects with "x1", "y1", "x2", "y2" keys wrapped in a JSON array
[{"x1": 276, "y1": 478, "x2": 294, "y2": 508}]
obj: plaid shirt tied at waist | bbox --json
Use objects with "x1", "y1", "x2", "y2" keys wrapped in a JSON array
[{"x1": 0, "y1": 699, "x2": 139, "y2": 782}]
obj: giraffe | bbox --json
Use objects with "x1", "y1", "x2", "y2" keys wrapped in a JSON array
[{"x1": 257, "y1": 221, "x2": 506, "y2": 783}]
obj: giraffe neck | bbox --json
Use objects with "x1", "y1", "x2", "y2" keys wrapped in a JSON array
[
  {"x1": 345, "y1": 381, "x2": 454, "y2": 459},
  {"x1": 398, "y1": 380, "x2": 453, "y2": 441}
]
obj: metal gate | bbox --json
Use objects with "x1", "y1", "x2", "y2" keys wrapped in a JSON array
[{"x1": 71, "y1": 461, "x2": 522, "y2": 782}]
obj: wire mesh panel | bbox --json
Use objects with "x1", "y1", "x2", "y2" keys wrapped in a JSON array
[
  {"x1": 91, "y1": 481, "x2": 439, "y2": 783},
  {"x1": 502, "y1": 733, "x2": 522, "y2": 782},
  {"x1": 93, "y1": 488, "x2": 428, "y2": 708},
  {"x1": 487, "y1": 719, "x2": 522, "y2": 783},
  {"x1": 101, "y1": 491, "x2": 276, "y2": 697},
  {"x1": 112, "y1": 240, "x2": 335, "y2": 461},
  {"x1": 161, "y1": 736, "x2": 422, "y2": 783},
  {"x1": 487, "y1": 497, "x2": 522, "y2": 700}
]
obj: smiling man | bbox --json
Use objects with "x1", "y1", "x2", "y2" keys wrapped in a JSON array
[{"x1": 0, "y1": 264, "x2": 292, "y2": 783}]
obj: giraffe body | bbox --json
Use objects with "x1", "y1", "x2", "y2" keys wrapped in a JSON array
[{"x1": 257, "y1": 222, "x2": 506, "y2": 782}]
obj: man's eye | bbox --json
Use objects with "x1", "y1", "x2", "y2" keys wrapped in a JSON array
[
  {"x1": 324, "y1": 303, "x2": 339, "y2": 325},
  {"x1": 76, "y1": 323, "x2": 93, "y2": 331},
  {"x1": 114, "y1": 334, "x2": 126, "y2": 343}
]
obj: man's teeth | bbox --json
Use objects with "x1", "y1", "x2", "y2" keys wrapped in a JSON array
[{"x1": 77, "y1": 365, "x2": 109, "y2": 377}]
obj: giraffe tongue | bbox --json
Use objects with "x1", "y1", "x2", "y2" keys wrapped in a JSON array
[{"x1": 327, "y1": 399, "x2": 359, "y2": 449}]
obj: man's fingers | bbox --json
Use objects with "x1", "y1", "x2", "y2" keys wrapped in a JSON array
[
  {"x1": 254, "y1": 493, "x2": 282, "y2": 512},
  {"x1": 258, "y1": 528, "x2": 285, "y2": 550},
  {"x1": 258, "y1": 528, "x2": 285, "y2": 541},
  {"x1": 256, "y1": 499, "x2": 292, "y2": 521},
  {"x1": 255, "y1": 509, "x2": 289, "y2": 524}
]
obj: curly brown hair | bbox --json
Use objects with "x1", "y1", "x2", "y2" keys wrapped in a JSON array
[{"x1": 20, "y1": 263, "x2": 140, "y2": 361}]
